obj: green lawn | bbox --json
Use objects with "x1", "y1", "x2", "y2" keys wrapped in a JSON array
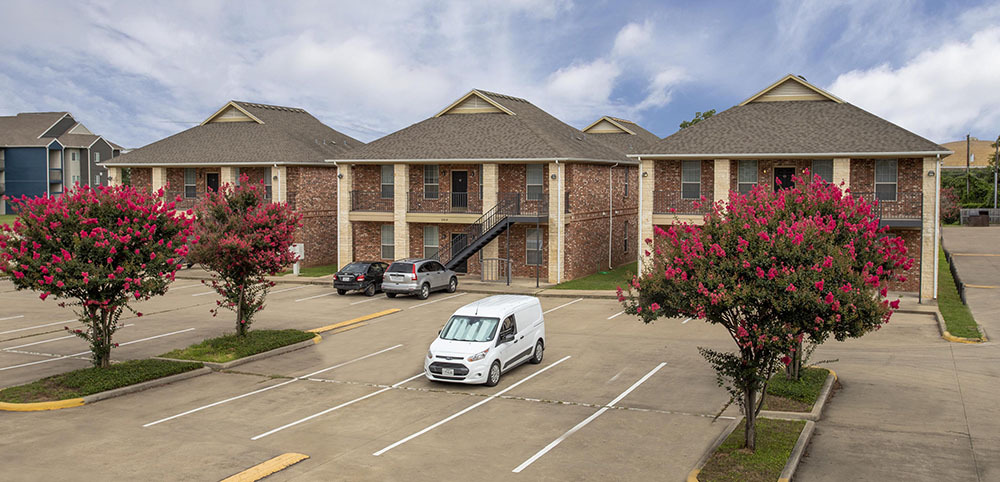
[
  {"x1": 0, "y1": 359, "x2": 203, "y2": 403},
  {"x1": 0, "y1": 214, "x2": 17, "y2": 228},
  {"x1": 938, "y1": 247, "x2": 982, "y2": 339},
  {"x1": 280, "y1": 263, "x2": 338, "y2": 277},
  {"x1": 763, "y1": 367, "x2": 829, "y2": 412},
  {"x1": 698, "y1": 418, "x2": 806, "y2": 482},
  {"x1": 160, "y1": 329, "x2": 315, "y2": 363},
  {"x1": 551, "y1": 262, "x2": 637, "y2": 290}
]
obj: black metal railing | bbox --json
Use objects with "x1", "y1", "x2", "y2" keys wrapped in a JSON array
[
  {"x1": 408, "y1": 191, "x2": 482, "y2": 213},
  {"x1": 351, "y1": 190, "x2": 393, "y2": 212},
  {"x1": 852, "y1": 192, "x2": 922, "y2": 220},
  {"x1": 481, "y1": 258, "x2": 512, "y2": 283},
  {"x1": 434, "y1": 192, "x2": 547, "y2": 268},
  {"x1": 653, "y1": 189, "x2": 711, "y2": 215}
]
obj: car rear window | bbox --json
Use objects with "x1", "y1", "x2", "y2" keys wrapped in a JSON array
[
  {"x1": 387, "y1": 263, "x2": 413, "y2": 273},
  {"x1": 341, "y1": 263, "x2": 367, "y2": 273}
]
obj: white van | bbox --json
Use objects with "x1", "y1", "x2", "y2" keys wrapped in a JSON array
[{"x1": 425, "y1": 295, "x2": 545, "y2": 386}]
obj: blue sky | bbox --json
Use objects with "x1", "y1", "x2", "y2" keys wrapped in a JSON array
[{"x1": 1, "y1": 0, "x2": 999, "y2": 148}]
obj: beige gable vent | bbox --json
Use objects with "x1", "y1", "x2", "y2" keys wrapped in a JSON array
[
  {"x1": 435, "y1": 90, "x2": 515, "y2": 116},
  {"x1": 583, "y1": 118, "x2": 633, "y2": 134},
  {"x1": 68, "y1": 123, "x2": 94, "y2": 135},
  {"x1": 740, "y1": 74, "x2": 843, "y2": 105},
  {"x1": 201, "y1": 101, "x2": 264, "y2": 125}
]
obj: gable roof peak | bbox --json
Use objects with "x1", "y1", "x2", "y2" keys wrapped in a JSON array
[
  {"x1": 435, "y1": 89, "x2": 520, "y2": 117},
  {"x1": 739, "y1": 73, "x2": 844, "y2": 106},
  {"x1": 583, "y1": 116, "x2": 637, "y2": 135}
]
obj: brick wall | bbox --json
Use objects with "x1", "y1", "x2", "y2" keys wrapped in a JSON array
[
  {"x1": 130, "y1": 168, "x2": 152, "y2": 192},
  {"x1": 352, "y1": 221, "x2": 394, "y2": 263},
  {"x1": 352, "y1": 165, "x2": 382, "y2": 192},
  {"x1": 654, "y1": 160, "x2": 714, "y2": 213},
  {"x1": 498, "y1": 163, "x2": 548, "y2": 211},
  {"x1": 288, "y1": 166, "x2": 338, "y2": 267},
  {"x1": 850, "y1": 158, "x2": 922, "y2": 194},
  {"x1": 729, "y1": 159, "x2": 815, "y2": 192},
  {"x1": 165, "y1": 167, "x2": 219, "y2": 211},
  {"x1": 563, "y1": 163, "x2": 638, "y2": 279},
  {"x1": 890, "y1": 228, "x2": 920, "y2": 292},
  {"x1": 495, "y1": 223, "x2": 548, "y2": 278},
  {"x1": 408, "y1": 222, "x2": 483, "y2": 275},
  {"x1": 407, "y1": 164, "x2": 483, "y2": 212}
]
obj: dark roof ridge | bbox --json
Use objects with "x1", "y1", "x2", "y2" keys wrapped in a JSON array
[{"x1": 232, "y1": 101, "x2": 307, "y2": 113}]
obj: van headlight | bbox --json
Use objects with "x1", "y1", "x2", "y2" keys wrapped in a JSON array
[
  {"x1": 427, "y1": 350, "x2": 433, "y2": 359},
  {"x1": 467, "y1": 348, "x2": 489, "y2": 362}
]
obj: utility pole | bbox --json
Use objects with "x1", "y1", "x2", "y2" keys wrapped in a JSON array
[
  {"x1": 966, "y1": 134, "x2": 971, "y2": 196},
  {"x1": 994, "y1": 134, "x2": 999, "y2": 209}
]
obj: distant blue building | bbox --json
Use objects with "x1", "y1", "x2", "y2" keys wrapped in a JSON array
[{"x1": 0, "y1": 112, "x2": 122, "y2": 213}]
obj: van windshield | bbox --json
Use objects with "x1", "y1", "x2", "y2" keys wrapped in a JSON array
[{"x1": 439, "y1": 316, "x2": 500, "y2": 342}]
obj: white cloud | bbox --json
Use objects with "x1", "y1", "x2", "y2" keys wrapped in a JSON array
[
  {"x1": 612, "y1": 20, "x2": 653, "y2": 57},
  {"x1": 829, "y1": 27, "x2": 1000, "y2": 142}
]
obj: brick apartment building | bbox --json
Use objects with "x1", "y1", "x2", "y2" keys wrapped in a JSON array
[
  {"x1": 634, "y1": 74, "x2": 951, "y2": 299},
  {"x1": 332, "y1": 90, "x2": 641, "y2": 284},
  {"x1": 103, "y1": 101, "x2": 362, "y2": 266}
]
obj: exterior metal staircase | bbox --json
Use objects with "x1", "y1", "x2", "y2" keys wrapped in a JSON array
[{"x1": 437, "y1": 193, "x2": 547, "y2": 271}]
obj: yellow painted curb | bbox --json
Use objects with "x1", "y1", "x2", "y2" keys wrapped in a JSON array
[
  {"x1": 964, "y1": 284, "x2": 1000, "y2": 289},
  {"x1": 0, "y1": 397, "x2": 85, "y2": 412},
  {"x1": 778, "y1": 478, "x2": 790, "y2": 482},
  {"x1": 686, "y1": 468, "x2": 700, "y2": 481},
  {"x1": 221, "y1": 453, "x2": 309, "y2": 482},
  {"x1": 312, "y1": 334, "x2": 322, "y2": 344},
  {"x1": 307, "y1": 308, "x2": 401, "y2": 334},
  {"x1": 942, "y1": 330, "x2": 987, "y2": 344}
]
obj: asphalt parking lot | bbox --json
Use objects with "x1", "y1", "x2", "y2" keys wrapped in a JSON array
[{"x1": 0, "y1": 276, "x2": 740, "y2": 481}]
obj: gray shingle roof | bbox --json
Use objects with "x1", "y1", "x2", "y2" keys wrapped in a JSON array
[
  {"x1": 585, "y1": 116, "x2": 661, "y2": 154},
  {"x1": 56, "y1": 133, "x2": 100, "y2": 148},
  {"x1": 642, "y1": 101, "x2": 950, "y2": 157},
  {"x1": 338, "y1": 90, "x2": 631, "y2": 163},
  {"x1": 0, "y1": 112, "x2": 68, "y2": 147},
  {"x1": 106, "y1": 101, "x2": 362, "y2": 165}
]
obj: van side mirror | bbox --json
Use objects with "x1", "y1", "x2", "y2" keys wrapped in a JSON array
[{"x1": 500, "y1": 333, "x2": 514, "y2": 343}]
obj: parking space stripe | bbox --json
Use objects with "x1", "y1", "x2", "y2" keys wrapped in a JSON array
[
  {"x1": 0, "y1": 315, "x2": 25, "y2": 321},
  {"x1": 251, "y1": 372, "x2": 424, "y2": 440},
  {"x1": 607, "y1": 311, "x2": 625, "y2": 320},
  {"x1": 192, "y1": 291, "x2": 216, "y2": 297},
  {"x1": 543, "y1": 298, "x2": 583, "y2": 314},
  {"x1": 350, "y1": 297, "x2": 380, "y2": 305},
  {"x1": 295, "y1": 291, "x2": 336, "y2": 302},
  {"x1": 169, "y1": 284, "x2": 202, "y2": 291},
  {"x1": 407, "y1": 292, "x2": 467, "y2": 309},
  {"x1": 143, "y1": 344, "x2": 403, "y2": 427},
  {"x1": 3, "y1": 324, "x2": 134, "y2": 350},
  {"x1": 0, "y1": 319, "x2": 77, "y2": 336},
  {"x1": 0, "y1": 327, "x2": 195, "y2": 372},
  {"x1": 512, "y1": 362, "x2": 667, "y2": 473},
  {"x1": 681, "y1": 317, "x2": 693, "y2": 324},
  {"x1": 270, "y1": 285, "x2": 308, "y2": 295},
  {"x1": 373, "y1": 355, "x2": 572, "y2": 456}
]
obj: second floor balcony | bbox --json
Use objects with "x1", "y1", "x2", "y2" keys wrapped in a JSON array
[
  {"x1": 653, "y1": 190, "x2": 711, "y2": 215},
  {"x1": 408, "y1": 191, "x2": 483, "y2": 214},
  {"x1": 351, "y1": 190, "x2": 394, "y2": 212}
]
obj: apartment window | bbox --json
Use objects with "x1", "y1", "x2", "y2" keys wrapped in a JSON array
[
  {"x1": 184, "y1": 168, "x2": 196, "y2": 198},
  {"x1": 624, "y1": 168, "x2": 629, "y2": 197},
  {"x1": 681, "y1": 160, "x2": 701, "y2": 199},
  {"x1": 624, "y1": 220, "x2": 629, "y2": 253},
  {"x1": 526, "y1": 228, "x2": 543, "y2": 266},
  {"x1": 526, "y1": 165, "x2": 543, "y2": 201},
  {"x1": 479, "y1": 165, "x2": 484, "y2": 200},
  {"x1": 875, "y1": 159, "x2": 898, "y2": 201},
  {"x1": 94, "y1": 152, "x2": 100, "y2": 164},
  {"x1": 264, "y1": 167, "x2": 272, "y2": 199},
  {"x1": 424, "y1": 165, "x2": 439, "y2": 199},
  {"x1": 811, "y1": 159, "x2": 833, "y2": 183},
  {"x1": 381, "y1": 225, "x2": 394, "y2": 259},
  {"x1": 423, "y1": 226, "x2": 439, "y2": 259},
  {"x1": 381, "y1": 165, "x2": 394, "y2": 199},
  {"x1": 71, "y1": 152, "x2": 78, "y2": 162},
  {"x1": 737, "y1": 160, "x2": 758, "y2": 195},
  {"x1": 234, "y1": 167, "x2": 241, "y2": 186}
]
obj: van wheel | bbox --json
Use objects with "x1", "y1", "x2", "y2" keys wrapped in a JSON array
[
  {"x1": 364, "y1": 284, "x2": 376, "y2": 297},
  {"x1": 418, "y1": 284, "x2": 430, "y2": 300},
  {"x1": 530, "y1": 340, "x2": 544, "y2": 364},
  {"x1": 485, "y1": 361, "x2": 501, "y2": 387},
  {"x1": 336, "y1": 289, "x2": 347, "y2": 296},
  {"x1": 386, "y1": 293, "x2": 396, "y2": 298},
  {"x1": 447, "y1": 277, "x2": 458, "y2": 293}
]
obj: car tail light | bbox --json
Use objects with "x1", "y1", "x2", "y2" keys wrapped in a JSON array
[
  {"x1": 356, "y1": 275, "x2": 365, "y2": 281},
  {"x1": 409, "y1": 264, "x2": 417, "y2": 280}
]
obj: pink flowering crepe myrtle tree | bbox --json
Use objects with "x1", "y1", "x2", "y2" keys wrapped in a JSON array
[
  {"x1": 188, "y1": 175, "x2": 300, "y2": 337},
  {"x1": 620, "y1": 173, "x2": 912, "y2": 451},
  {"x1": 0, "y1": 184, "x2": 194, "y2": 368}
]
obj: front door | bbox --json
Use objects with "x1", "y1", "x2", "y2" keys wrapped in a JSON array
[
  {"x1": 774, "y1": 168, "x2": 795, "y2": 191},
  {"x1": 452, "y1": 171, "x2": 468, "y2": 211},
  {"x1": 206, "y1": 172, "x2": 220, "y2": 193},
  {"x1": 450, "y1": 233, "x2": 468, "y2": 273}
]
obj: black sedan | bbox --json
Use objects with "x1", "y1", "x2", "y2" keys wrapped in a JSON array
[{"x1": 334, "y1": 261, "x2": 389, "y2": 296}]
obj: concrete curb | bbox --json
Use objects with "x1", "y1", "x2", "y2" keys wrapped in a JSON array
[
  {"x1": 778, "y1": 420, "x2": 816, "y2": 482},
  {"x1": 932, "y1": 310, "x2": 988, "y2": 344},
  {"x1": 686, "y1": 416, "x2": 743, "y2": 482},
  {"x1": 760, "y1": 368, "x2": 837, "y2": 422},
  {"x1": 155, "y1": 335, "x2": 322, "y2": 371},
  {"x1": 0, "y1": 365, "x2": 210, "y2": 412}
]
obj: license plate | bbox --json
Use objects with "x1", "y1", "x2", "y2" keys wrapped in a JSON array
[
  {"x1": 442, "y1": 368, "x2": 455, "y2": 376},
  {"x1": 341, "y1": 276, "x2": 351, "y2": 281}
]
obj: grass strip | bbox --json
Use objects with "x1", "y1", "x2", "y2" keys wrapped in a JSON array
[
  {"x1": 938, "y1": 247, "x2": 982, "y2": 339},
  {"x1": 280, "y1": 264, "x2": 338, "y2": 277},
  {"x1": 763, "y1": 367, "x2": 828, "y2": 412},
  {"x1": 0, "y1": 214, "x2": 17, "y2": 228},
  {"x1": 0, "y1": 359, "x2": 203, "y2": 403},
  {"x1": 698, "y1": 418, "x2": 806, "y2": 482},
  {"x1": 550, "y1": 262, "x2": 636, "y2": 290},
  {"x1": 161, "y1": 329, "x2": 315, "y2": 363}
]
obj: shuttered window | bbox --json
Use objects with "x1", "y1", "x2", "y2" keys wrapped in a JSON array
[{"x1": 681, "y1": 161, "x2": 701, "y2": 199}]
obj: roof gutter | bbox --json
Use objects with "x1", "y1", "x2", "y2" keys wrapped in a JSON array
[
  {"x1": 627, "y1": 151, "x2": 954, "y2": 160},
  {"x1": 96, "y1": 161, "x2": 326, "y2": 168},
  {"x1": 334, "y1": 157, "x2": 637, "y2": 166}
]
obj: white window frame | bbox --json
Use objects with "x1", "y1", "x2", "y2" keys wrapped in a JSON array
[
  {"x1": 423, "y1": 226, "x2": 439, "y2": 259},
  {"x1": 381, "y1": 165, "x2": 394, "y2": 199},
  {"x1": 875, "y1": 159, "x2": 898, "y2": 201},
  {"x1": 381, "y1": 225, "x2": 394, "y2": 260},
  {"x1": 263, "y1": 167, "x2": 272, "y2": 199},
  {"x1": 424, "y1": 165, "x2": 439, "y2": 199},
  {"x1": 526, "y1": 165, "x2": 544, "y2": 201},
  {"x1": 811, "y1": 159, "x2": 833, "y2": 183},
  {"x1": 737, "y1": 160, "x2": 758, "y2": 195},
  {"x1": 184, "y1": 168, "x2": 197, "y2": 198},
  {"x1": 526, "y1": 227, "x2": 543, "y2": 266},
  {"x1": 94, "y1": 152, "x2": 100, "y2": 164},
  {"x1": 681, "y1": 160, "x2": 701, "y2": 199}
]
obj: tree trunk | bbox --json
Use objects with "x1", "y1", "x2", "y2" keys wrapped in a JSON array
[
  {"x1": 236, "y1": 286, "x2": 247, "y2": 337},
  {"x1": 785, "y1": 340, "x2": 803, "y2": 381},
  {"x1": 743, "y1": 384, "x2": 757, "y2": 451},
  {"x1": 93, "y1": 308, "x2": 112, "y2": 368}
]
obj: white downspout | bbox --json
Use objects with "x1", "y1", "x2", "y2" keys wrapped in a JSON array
[
  {"x1": 933, "y1": 154, "x2": 941, "y2": 300},
  {"x1": 334, "y1": 161, "x2": 340, "y2": 270},
  {"x1": 608, "y1": 162, "x2": 619, "y2": 269},
  {"x1": 556, "y1": 160, "x2": 563, "y2": 284},
  {"x1": 636, "y1": 156, "x2": 643, "y2": 268}
]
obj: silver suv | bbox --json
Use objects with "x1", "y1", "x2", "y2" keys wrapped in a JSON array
[{"x1": 383, "y1": 258, "x2": 458, "y2": 300}]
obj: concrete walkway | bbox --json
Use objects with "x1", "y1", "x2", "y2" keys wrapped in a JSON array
[{"x1": 942, "y1": 226, "x2": 1000, "y2": 333}]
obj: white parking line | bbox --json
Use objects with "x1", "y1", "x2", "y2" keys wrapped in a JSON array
[
  {"x1": 373, "y1": 355, "x2": 572, "y2": 456},
  {"x1": 408, "y1": 292, "x2": 467, "y2": 309},
  {"x1": 3, "y1": 324, "x2": 135, "y2": 350},
  {"x1": 169, "y1": 284, "x2": 203, "y2": 291},
  {"x1": 543, "y1": 298, "x2": 583, "y2": 314},
  {"x1": 271, "y1": 285, "x2": 308, "y2": 295},
  {"x1": 0, "y1": 319, "x2": 77, "y2": 336},
  {"x1": 0, "y1": 315, "x2": 25, "y2": 321},
  {"x1": 512, "y1": 362, "x2": 666, "y2": 473},
  {"x1": 681, "y1": 317, "x2": 693, "y2": 324},
  {"x1": 143, "y1": 344, "x2": 403, "y2": 427},
  {"x1": 0, "y1": 328, "x2": 195, "y2": 372},
  {"x1": 350, "y1": 297, "x2": 380, "y2": 305},
  {"x1": 192, "y1": 291, "x2": 216, "y2": 297},
  {"x1": 295, "y1": 291, "x2": 337, "y2": 302},
  {"x1": 251, "y1": 372, "x2": 424, "y2": 440},
  {"x1": 607, "y1": 311, "x2": 625, "y2": 320}
]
